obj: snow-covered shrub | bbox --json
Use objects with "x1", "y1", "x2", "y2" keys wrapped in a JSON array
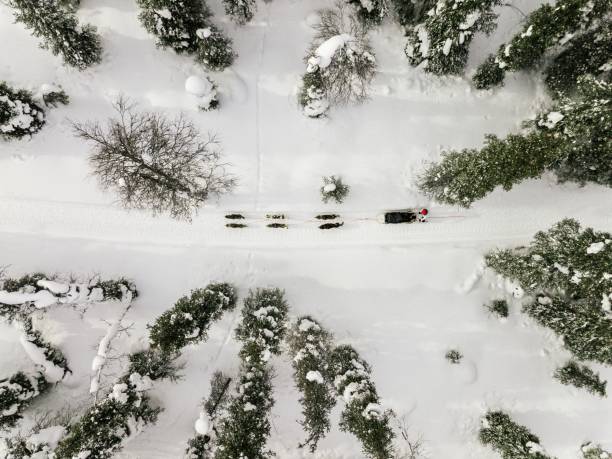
[
  {"x1": 214, "y1": 288, "x2": 289, "y2": 459},
  {"x1": 473, "y1": 0, "x2": 610, "y2": 89},
  {"x1": 582, "y1": 442, "x2": 611, "y2": 459},
  {"x1": 185, "y1": 371, "x2": 232, "y2": 459},
  {"x1": 390, "y1": 0, "x2": 435, "y2": 27},
  {"x1": 299, "y1": 4, "x2": 376, "y2": 117},
  {"x1": 554, "y1": 361, "x2": 607, "y2": 397},
  {"x1": 544, "y1": 21, "x2": 612, "y2": 97},
  {"x1": 320, "y1": 175, "x2": 350, "y2": 204},
  {"x1": 185, "y1": 75, "x2": 220, "y2": 111},
  {"x1": 330, "y1": 345, "x2": 395, "y2": 459},
  {"x1": 485, "y1": 299, "x2": 509, "y2": 318},
  {"x1": 195, "y1": 25, "x2": 236, "y2": 71},
  {"x1": 73, "y1": 98, "x2": 237, "y2": 220},
  {"x1": 235, "y1": 288, "x2": 290, "y2": 361},
  {"x1": 445, "y1": 349, "x2": 462, "y2": 364},
  {"x1": 19, "y1": 316, "x2": 71, "y2": 380},
  {"x1": 345, "y1": 0, "x2": 387, "y2": 27},
  {"x1": 9, "y1": 0, "x2": 102, "y2": 70},
  {"x1": 137, "y1": 0, "x2": 235, "y2": 71},
  {"x1": 486, "y1": 219, "x2": 612, "y2": 364},
  {"x1": 223, "y1": 0, "x2": 256, "y2": 25},
  {"x1": 479, "y1": 411, "x2": 551, "y2": 459},
  {"x1": 405, "y1": 0, "x2": 501, "y2": 76},
  {"x1": 286, "y1": 316, "x2": 336, "y2": 451},
  {"x1": 2, "y1": 425, "x2": 66, "y2": 459},
  {"x1": 418, "y1": 76, "x2": 612, "y2": 206},
  {"x1": 55, "y1": 349, "x2": 179, "y2": 459},
  {"x1": 149, "y1": 283, "x2": 238, "y2": 354},
  {"x1": 0, "y1": 82, "x2": 45, "y2": 140},
  {"x1": 39, "y1": 84, "x2": 69, "y2": 108},
  {"x1": 0, "y1": 371, "x2": 48, "y2": 429}
]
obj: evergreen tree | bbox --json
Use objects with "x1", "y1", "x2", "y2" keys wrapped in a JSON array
[
  {"x1": 582, "y1": 442, "x2": 611, "y2": 459},
  {"x1": 346, "y1": 0, "x2": 387, "y2": 27},
  {"x1": 390, "y1": 0, "x2": 435, "y2": 27},
  {"x1": 286, "y1": 316, "x2": 336, "y2": 452},
  {"x1": 137, "y1": 0, "x2": 235, "y2": 71},
  {"x1": 485, "y1": 219, "x2": 612, "y2": 364},
  {"x1": 473, "y1": 0, "x2": 610, "y2": 89},
  {"x1": 419, "y1": 76, "x2": 611, "y2": 206},
  {"x1": 9, "y1": 0, "x2": 102, "y2": 70},
  {"x1": 149, "y1": 283, "x2": 238, "y2": 354},
  {"x1": 480, "y1": 411, "x2": 551, "y2": 459},
  {"x1": 554, "y1": 361, "x2": 607, "y2": 397},
  {"x1": 0, "y1": 82, "x2": 45, "y2": 140},
  {"x1": 330, "y1": 345, "x2": 395, "y2": 459},
  {"x1": 223, "y1": 0, "x2": 256, "y2": 26},
  {"x1": 405, "y1": 0, "x2": 501, "y2": 75},
  {"x1": 0, "y1": 371, "x2": 48, "y2": 429}
]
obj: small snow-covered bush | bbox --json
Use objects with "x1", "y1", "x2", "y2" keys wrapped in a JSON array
[
  {"x1": 346, "y1": 0, "x2": 387, "y2": 27},
  {"x1": 185, "y1": 371, "x2": 232, "y2": 459},
  {"x1": 554, "y1": 361, "x2": 607, "y2": 397},
  {"x1": 582, "y1": 442, "x2": 611, "y2": 459},
  {"x1": 445, "y1": 349, "x2": 462, "y2": 364},
  {"x1": 2, "y1": 425, "x2": 66, "y2": 459},
  {"x1": 405, "y1": 0, "x2": 501, "y2": 76},
  {"x1": 299, "y1": 4, "x2": 376, "y2": 117},
  {"x1": 486, "y1": 219, "x2": 612, "y2": 365},
  {"x1": 223, "y1": 0, "x2": 256, "y2": 25},
  {"x1": 9, "y1": 0, "x2": 102, "y2": 69},
  {"x1": 73, "y1": 98, "x2": 237, "y2": 220},
  {"x1": 55, "y1": 349, "x2": 179, "y2": 459},
  {"x1": 419, "y1": 76, "x2": 612, "y2": 206},
  {"x1": 479, "y1": 411, "x2": 551, "y2": 459},
  {"x1": 149, "y1": 283, "x2": 238, "y2": 354},
  {"x1": 330, "y1": 345, "x2": 395, "y2": 459},
  {"x1": 235, "y1": 288, "x2": 290, "y2": 361},
  {"x1": 473, "y1": 0, "x2": 610, "y2": 90},
  {"x1": 40, "y1": 85, "x2": 69, "y2": 108},
  {"x1": 137, "y1": 0, "x2": 235, "y2": 71},
  {"x1": 19, "y1": 316, "x2": 71, "y2": 379},
  {"x1": 0, "y1": 371, "x2": 48, "y2": 429},
  {"x1": 485, "y1": 299, "x2": 509, "y2": 318},
  {"x1": 321, "y1": 175, "x2": 350, "y2": 204},
  {"x1": 186, "y1": 75, "x2": 220, "y2": 111},
  {"x1": 286, "y1": 316, "x2": 336, "y2": 451},
  {"x1": 0, "y1": 82, "x2": 45, "y2": 140}
]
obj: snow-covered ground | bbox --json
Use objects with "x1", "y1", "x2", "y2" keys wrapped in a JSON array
[{"x1": 1, "y1": 0, "x2": 611, "y2": 458}]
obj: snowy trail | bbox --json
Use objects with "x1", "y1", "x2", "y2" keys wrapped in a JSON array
[{"x1": 0, "y1": 195, "x2": 610, "y2": 249}]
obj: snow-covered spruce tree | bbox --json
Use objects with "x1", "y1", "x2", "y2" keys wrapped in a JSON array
[
  {"x1": 185, "y1": 371, "x2": 232, "y2": 459},
  {"x1": 9, "y1": 0, "x2": 102, "y2": 70},
  {"x1": 223, "y1": 0, "x2": 256, "y2": 26},
  {"x1": 321, "y1": 175, "x2": 350, "y2": 204},
  {"x1": 330, "y1": 345, "x2": 394, "y2": 459},
  {"x1": 54, "y1": 349, "x2": 179, "y2": 459},
  {"x1": 148, "y1": 283, "x2": 238, "y2": 354},
  {"x1": 2, "y1": 424, "x2": 67, "y2": 459},
  {"x1": 544, "y1": 21, "x2": 612, "y2": 97},
  {"x1": 485, "y1": 219, "x2": 612, "y2": 364},
  {"x1": 582, "y1": 442, "x2": 611, "y2": 459},
  {"x1": 0, "y1": 371, "x2": 48, "y2": 429},
  {"x1": 0, "y1": 82, "x2": 45, "y2": 140},
  {"x1": 418, "y1": 75, "x2": 611, "y2": 207},
  {"x1": 554, "y1": 361, "x2": 607, "y2": 397},
  {"x1": 390, "y1": 0, "x2": 435, "y2": 27},
  {"x1": 479, "y1": 411, "x2": 551, "y2": 459},
  {"x1": 405, "y1": 0, "x2": 501, "y2": 76},
  {"x1": 473, "y1": 0, "x2": 610, "y2": 89},
  {"x1": 286, "y1": 316, "x2": 336, "y2": 452},
  {"x1": 137, "y1": 0, "x2": 235, "y2": 71},
  {"x1": 345, "y1": 0, "x2": 387, "y2": 27},
  {"x1": 73, "y1": 98, "x2": 237, "y2": 220},
  {"x1": 299, "y1": 4, "x2": 376, "y2": 117},
  {"x1": 214, "y1": 288, "x2": 289, "y2": 459}
]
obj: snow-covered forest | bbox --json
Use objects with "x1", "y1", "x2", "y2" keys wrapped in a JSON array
[{"x1": 0, "y1": 0, "x2": 610, "y2": 458}]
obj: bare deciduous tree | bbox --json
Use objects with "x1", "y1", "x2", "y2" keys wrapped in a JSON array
[{"x1": 73, "y1": 98, "x2": 236, "y2": 220}]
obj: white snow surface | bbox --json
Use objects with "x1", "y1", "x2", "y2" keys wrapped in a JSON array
[{"x1": 1, "y1": 0, "x2": 612, "y2": 458}]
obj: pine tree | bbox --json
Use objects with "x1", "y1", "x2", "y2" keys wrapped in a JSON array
[
  {"x1": 223, "y1": 0, "x2": 256, "y2": 26},
  {"x1": 419, "y1": 76, "x2": 611, "y2": 207},
  {"x1": 480, "y1": 411, "x2": 551, "y2": 459},
  {"x1": 330, "y1": 345, "x2": 395, "y2": 459},
  {"x1": 9, "y1": 0, "x2": 102, "y2": 70},
  {"x1": 137, "y1": 0, "x2": 235, "y2": 71},
  {"x1": 485, "y1": 219, "x2": 612, "y2": 364},
  {"x1": 346, "y1": 0, "x2": 388, "y2": 27},
  {"x1": 405, "y1": 0, "x2": 501, "y2": 76},
  {"x1": 286, "y1": 316, "x2": 336, "y2": 452},
  {"x1": 554, "y1": 361, "x2": 607, "y2": 397},
  {"x1": 390, "y1": 0, "x2": 435, "y2": 27},
  {"x1": 0, "y1": 82, "x2": 45, "y2": 140},
  {"x1": 0, "y1": 371, "x2": 48, "y2": 429},
  {"x1": 473, "y1": 0, "x2": 610, "y2": 89}
]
